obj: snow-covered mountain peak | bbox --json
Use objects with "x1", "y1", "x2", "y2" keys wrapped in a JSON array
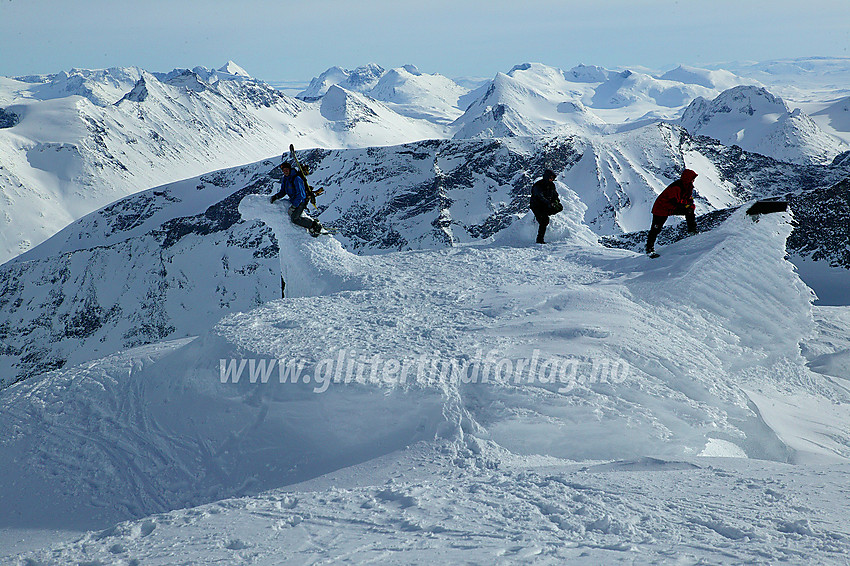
[
  {"x1": 298, "y1": 66, "x2": 347, "y2": 100},
  {"x1": 566, "y1": 63, "x2": 613, "y2": 83},
  {"x1": 703, "y1": 85, "x2": 790, "y2": 115},
  {"x1": 300, "y1": 64, "x2": 468, "y2": 125},
  {"x1": 453, "y1": 63, "x2": 608, "y2": 138},
  {"x1": 20, "y1": 66, "x2": 143, "y2": 107},
  {"x1": 120, "y1": 76, "x2": 147, "y2": 102},
  {"x1": 505, "y1": 62, "x2": 573, "y2": 93},
  {"x1": 218, "y1": 60, "x2": 251, "y2": 78},
  {"x1": 454, "y1": 62, "x2": 762, "y2": 138},
  {"x1": 117, "y1": 70, "x2": 211, "y2": 104},
  {"x1": 370, "y1": 65, "x2": 464, "y2": 104},
  {"x1": 163, "y1": 69, "x2": 210, "y2": 92},
  {"x1": 347, "y1": 62, "x2": 385, "y2": 87},
  {"x1": 680, "y1": 85, "x2": 848, "y2": 164},
  {"x1": 299, "y1": 63, "x2": 387, "y2": 99},
  {"x1": 320, "y1": 84, "x2": 381, "y2": 124},
  {"x1": 659, "y1": 64, "x2": 754, "y2": 91}
]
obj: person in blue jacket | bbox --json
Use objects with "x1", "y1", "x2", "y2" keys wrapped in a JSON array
[{"x1": 270, "y1": 161, "x2": 323, "y2": 236}]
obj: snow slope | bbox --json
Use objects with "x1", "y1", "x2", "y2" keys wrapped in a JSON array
[
  {"x1": 3, "y1": 202, "x2": 850, "y2": 564},
  {"x1": 9, "y1": 448, "x2": 850, "y2": 565}
]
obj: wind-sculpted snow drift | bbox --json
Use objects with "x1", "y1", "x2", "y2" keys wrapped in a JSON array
[
  {"x1": 2, "y1": 202, "x2": 848, "y2": 541},
  {"x1": 238, "y1": 194, "x2": 366, "y2": 297}
]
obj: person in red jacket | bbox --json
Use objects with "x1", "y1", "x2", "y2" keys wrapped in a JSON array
[{"x1": 645, "y1": 169, "x2": 698, "y2": 257}]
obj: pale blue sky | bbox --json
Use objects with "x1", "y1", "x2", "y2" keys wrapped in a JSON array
[{"x1": 2, "y1": 0, "x2": 849, "y2": 84}]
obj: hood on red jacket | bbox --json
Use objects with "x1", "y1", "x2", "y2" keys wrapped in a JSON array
[{"x1": 681, "y1": 169, "x2": 698, "y2": 184}]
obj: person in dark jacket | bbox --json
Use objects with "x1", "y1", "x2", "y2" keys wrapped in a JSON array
[
  {"x1": 645, "y1": 169, "x2": 698, "y2": 257},
  {"x1": 270, "y1": 161, "x2": 323, "y2": 236},
  {"x1": 530, "y1": 169, "x2": 561, "y2": 244}
]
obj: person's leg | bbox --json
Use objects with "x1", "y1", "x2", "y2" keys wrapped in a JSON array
[
  {"x1": 685, "y1": 211, "x2": 697, "y2": 233},
  {"x1": 646, "y1": 215, "x2": 667, "y2": 252},
  {"x1": 532, "y1": 206, "x2": 549, "y2": 243},
  {"x1": 289, "y1": 203, "x2": 316, "y2": 230}
]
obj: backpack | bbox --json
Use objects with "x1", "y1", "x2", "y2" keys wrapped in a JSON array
[{"x1": 290, "y1": 168, "x2": 324, "y2": 207}]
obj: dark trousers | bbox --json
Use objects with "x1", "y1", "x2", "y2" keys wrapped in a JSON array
[
  {"x1": 289, "y1": 202, "x2": 316, "y2": 230},
  {"x1": 646, "y1": 211, "x2": 696, "y2": 252},
  {"x1": 531, "y1": 205, "x2": 550, "y2": 243}
]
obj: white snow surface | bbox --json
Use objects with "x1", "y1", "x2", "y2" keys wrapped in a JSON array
[
  {"x1": 300, "y1": 63, "x2": 468, "y2": 125},
  {"x1": 3, "y1": 203, "x2": 850, "y2": 564}
]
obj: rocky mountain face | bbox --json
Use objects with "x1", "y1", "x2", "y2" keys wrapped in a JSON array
[
  {"x1": 786, "y1": 177, "x2": 850, "y2": 267},
  {"x1": 0, "y1": 167, "x2": 281, "y2": 386}
]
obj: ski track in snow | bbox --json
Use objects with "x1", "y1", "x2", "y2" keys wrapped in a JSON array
[{"x1": 3, "y1": 198, "x2": 850, "y2": 564}]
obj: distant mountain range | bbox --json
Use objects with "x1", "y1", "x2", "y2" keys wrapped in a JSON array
[{"x1": 3, "y1": 59, "x2": 849, "y2": 262}]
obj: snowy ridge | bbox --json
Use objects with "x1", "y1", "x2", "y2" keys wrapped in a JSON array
[
  {"x1": 4, "y1": 59, "x2": 850, "y2": 262},
  {"x1": 711, "y1": 57, "x2": 850, "y2": 92},
  {"x1": 452, "y1": 64, "x2": 607, "y2": 139},
  {"x1": 4, "y1": 57, "x2": 850, "y2": 563},
  {"x1": 659, "y1": 64, "x2": 754, "y2": 91},
  {"x1": 4, "y1": 204, "x2": 850, "y2": 563},
  {"x1": 451, "y1": 62, "x2": 755, "y2": 139},
  {"x1": 298, "y1": 63, "x2": 386, "y2": 99}
]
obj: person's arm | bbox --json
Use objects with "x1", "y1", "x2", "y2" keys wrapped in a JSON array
[
  {"x1": 672, "y1": 185, "x2": 694, "y2": 209},
  {"x1": 270, "y1": 184, "x2": 285, "y2": 203},
  {"x1": 548, "y1": 182, "x2": 560, "y2": 205}
]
